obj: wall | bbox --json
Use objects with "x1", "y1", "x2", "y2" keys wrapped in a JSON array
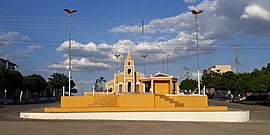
[
  {"x1": 169, "y1": 95, "x2": 208, "y2": 107},
  {"x1": 61, "y1": 96, "x2": 93, "y2": 108},
  {"x1": 117, "y1": 94, "x2": 154, "y2": 107}
]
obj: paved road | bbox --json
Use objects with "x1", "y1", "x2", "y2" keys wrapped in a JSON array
[{"x1": 0, "y1": 99, "x2": 269, "y2": 135}]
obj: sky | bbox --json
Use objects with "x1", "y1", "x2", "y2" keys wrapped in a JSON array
[{"x1": 1, "y1": 0, "x2": 270, "y2": 94}]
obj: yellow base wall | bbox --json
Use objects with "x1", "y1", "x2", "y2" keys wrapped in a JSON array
[
  {"x1": 44, "y1": 106, "x2": 228, "y2": 113},
  {"x1": 45, "y1": 94, "x2": 227, "y2": 113},
  {"x1": 117, "y1": 94, "x2": 154, "y2": 107},
  {"x1": 169, "y1": 96, "x2": 208, "y2": 107},
  {"x1": 61, "y1": 96, "x2": 93, "y2": 108}
]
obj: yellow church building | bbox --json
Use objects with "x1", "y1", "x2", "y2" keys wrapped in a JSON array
[{"x1": 106, "y1": 52, "x2": 179, "y2": 94}]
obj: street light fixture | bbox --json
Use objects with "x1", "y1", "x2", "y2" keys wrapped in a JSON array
[
  {"x1": 141, "y1": 55, "x2": 147, "y2": 75},
  {"x1": 64, "y1": 8, "x2": 77, "y2": 96},
  {"x1": 114, "y1": 54, "x2": 120, "y2": 92},
  {"x1": 191, "y1": 10, "x2": 203, "y2": 95}
]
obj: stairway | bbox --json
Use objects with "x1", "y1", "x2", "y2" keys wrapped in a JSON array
[{"x1": 155, "y1": 94, "x2": 184, "y2": 107}]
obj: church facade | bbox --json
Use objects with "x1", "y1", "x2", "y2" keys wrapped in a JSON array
[
  {"x1": 106, "y1": 52, "x2": 179, "y2": 94},
  {"x1": 106, "y1": 52, "x2": 144, "y2": 93}
]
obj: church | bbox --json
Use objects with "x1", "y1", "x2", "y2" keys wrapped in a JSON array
[
  {"x1": 106, "y1": 52, "x2": 179, "y2": 94},
  {"x1": 106, "y1": 52, "x2": 144, "y2": 93}
]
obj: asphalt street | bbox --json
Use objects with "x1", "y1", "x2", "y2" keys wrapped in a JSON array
[{"x1": 0, "y1": 99, "x2": 269, "y2": 135}]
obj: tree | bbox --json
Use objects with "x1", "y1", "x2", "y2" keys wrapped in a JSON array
[
  {"x1": 201, "y1": 71, "x2": 223, "y2": 90},
  {"x1": 248, "y1": 74, "x2": 270, "y2": 93},
  {"x1": 235, "y1": 73, "x2": 252, "y2": 94},
  {"x1": 96, "y1": 77, "x2": 106, "y2": 92},
  {"x1": 94, "y1": 80, "x2": 99, "y2": 92},
  {"x1": 23, "y1": 74, "x2": 47, "y2": 98},
  {"x1": 0, "y1": 66, "x2": 23, "y2": 102},
  {"x1": 48, "y1": 73, "x2": 77, "y2": 97},
  {"x1": 179, "y1": 79, "x2": 197, "y2": 90},
  {"x1": 220, "y1": 72, "x2": 238, "y2": 91}
]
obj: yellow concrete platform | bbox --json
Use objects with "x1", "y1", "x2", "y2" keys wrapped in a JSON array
[
  {"x1": 44, "y1": 94, "x2": 228, "y2": 113},
  {"x1": 44, "y1": 106, "x2": 228, "y2": 113}
]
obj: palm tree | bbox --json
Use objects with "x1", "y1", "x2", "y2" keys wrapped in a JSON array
[
  {"x1": 97, "y1": 77, "x2": 106, "y2": 92},
  {"x1": 94, "y1": 80, "x2": 99, "y2": 92}
]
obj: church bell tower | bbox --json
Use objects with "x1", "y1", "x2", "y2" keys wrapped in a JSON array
[{"x1": 124, "y1": 51, "x2": 135, "y2": 92}]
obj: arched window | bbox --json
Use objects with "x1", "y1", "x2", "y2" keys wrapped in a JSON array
[
  {"x1": 127, "y1": 68, "x2": 132, "y2": 75},
  {"x1": 128, "y1": 82, "x2": 132, "y2": 92},
  {"x1": 128, "y1": 62, "x2": 130, "y2": 65},
  {"x1": 109, "y1": 87, "x2": 113, "y2": 92},
  {"x1": 119, "y1": 84, "x2": 123, "y2": 92}
]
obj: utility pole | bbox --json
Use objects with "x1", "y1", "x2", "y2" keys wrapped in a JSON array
[
  {"x1": 141, "y1": 55, "x2": 147, "y2": 75},
  {"x1": 142, "y1": 19, "x2": 144, "y2": 35},
  {"x1": 232, "y1": 44, "x2": 241, "y2": 74},
  {"x1": 162, "y1": 59, "x2": 165, "y2": 73},
  {"x1": 184, "y1": 66, "x2": 190, "y2": 80},
  {"x1": 191, "y1": 10, "x2": 203, "y2": 95},
  {"x1": 64, "y1": 8, "x2": 77, "y2": 96},
  {"x1": 114, "y1": 54, "x2": 120, "y2": 92},
  {"x1": 166, "y1": 54, "x2": 170, "y2": 74}
]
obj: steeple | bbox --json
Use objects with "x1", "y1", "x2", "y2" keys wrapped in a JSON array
[
  {"x1": 125, "y1": 51, "x2": 134, "y2": 66},
  {"x1": 125, "y1": 51, "x2": 133, "y2": 60}
]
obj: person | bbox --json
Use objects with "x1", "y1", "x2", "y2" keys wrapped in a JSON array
[
  {"x1": 149, "y1": 88, "x2": 153, "y2": 94},
  {"x1": 14, "y1": 93, "x2": 19, "y2": 104}
]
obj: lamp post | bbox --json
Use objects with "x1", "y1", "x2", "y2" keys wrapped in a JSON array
[
  {"x1": 191, "y1": 10, "x2": 203, "y2": 95},
  {"x1": 166, "y1": 54, "x2": 170, "y2": 74},
  {"x1": 114, "y1": 54, "x2": 120, "y2": 92},
  {"x1": 141, "y1": 55, "x2": 147, "y2": 75},
  {"x1": 64, "y1": 8, "x2": 77, "y2": 96}
]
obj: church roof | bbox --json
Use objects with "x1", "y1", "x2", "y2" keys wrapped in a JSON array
[
  {"x1": 141, "y1": 71, "x2": 178, "y2": 80},
  {"x1": 125, "y1": 51, "x2": 133, "y2": 60},
  {"x1": 148, "y1": 72, "x2": 171, "y2": 78}
]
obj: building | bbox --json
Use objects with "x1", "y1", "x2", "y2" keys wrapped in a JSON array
[
  {"x1": 106, "y1": 52, "x2": 179, "y2": 94},
  {"x1": 140, "y1": 72, "x2": 179, "y2": 94},
  {"x1": 0, "y1": 58, "x2": 17, "y2": 70},
  {"x1": 203, "y1": 65, "x2": 232, "y2": 75},
  {"x1": 106, "y1": 52, "x2": 145, "y2": 93}
]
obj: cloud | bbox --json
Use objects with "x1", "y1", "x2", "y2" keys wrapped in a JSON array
[
  {"x1": 49, "y1": 58, "x2": 112, "y2": 72},
  {"x1": 191, "y1": 71, "x2": 203, "y2": 80},
  {"x1": 110, "y1": 0, "x2": 270, "y2": 39},
  {"x1": 4, "y1": 45, "x2": 41, "y2": 60},
  {"x1": 12, "y1": 45, "x2": 41, "y2": 59},
  {"x1": 184, "y1": 0, "x2": 199, "y2": 4},
  {"x1": 0, "y1": 32, "x2": 29, "y2": 47},
  {"x1": 241, "y1": 5, "x2": 270, "y2": 21},
  {"x1": 111, "y1": 13, "x2": 192, "y2": 34},
  {"x1": 77, "y1": 80, "x2": 89, "y2": 86},
  {"x1": 52, "y1": 31, "x2": 215, "y2": 72}
]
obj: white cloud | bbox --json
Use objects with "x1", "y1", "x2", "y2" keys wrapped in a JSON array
[
  {"x1": 0, "y1": 32, "x2": 29, "y2": 47},
  {"x1": 184, "y1": 0, "x2": 198, "y2": 4},
  {"x1": 4, "y1": 45, "x2": 42, "y2": 60},
  {"x1": 110, "y1": 0, "x2": 270, "y2": 39},
  {"x1": 78, "y1": 80, "x2": 89, "y2": 86},
  {"x1": 52, "y1": 30, "x2": 215, "y2": 72},
  {"x1": 241, "y1": 5, "x2": 270, "y2": 21},
  {"x1": 191, "y1": 71, "x2": 203, "y2": 80},
  {"x1": 49, "y1": 58, "x2": 112, "y2": 72},
  {"x1": 111, "y1": 13, "x2": 192, "y2": 34}
]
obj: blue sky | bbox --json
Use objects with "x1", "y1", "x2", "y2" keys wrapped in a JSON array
[{"x1": 1, "y1": 0, "x2": 270, "y2": 93}]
